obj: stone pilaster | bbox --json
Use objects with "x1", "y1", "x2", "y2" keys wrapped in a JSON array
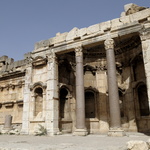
[
  {"x1": 45, "y1": 51, "x2": 60, "y2": 135},
  {"x1": 73, "y1": 46, "x2": 88, "y2": 136},
  {"x1": 104, "y1": 37, "x2": 125, "y2": 136},
  {"x1": 21, "y1": 63, "x2": 32, "y2": 134},
  {"x1": 140, "y1": 28, "x2": 150, "y2": 111}
]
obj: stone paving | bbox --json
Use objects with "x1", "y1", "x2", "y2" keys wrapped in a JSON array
[{"x1": 0, "y1": 133, "x2": 149, "y2": 150}]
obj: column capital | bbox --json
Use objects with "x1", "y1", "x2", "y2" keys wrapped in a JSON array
[
  {"x1": 47, "y1": 52, "x2": 57, "y2": 63},
  {"x1": 104, "y1": 38, "x2": 114, "y2": 50},
  {"x1": 75, "y1": 46, "x2": 83, "y2": 57},
  {"x1": 139, "y1": 28, "x2": 150, "y2": 41}
]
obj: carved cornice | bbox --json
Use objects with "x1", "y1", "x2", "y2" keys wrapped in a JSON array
[
  {"x1": 104, "y1": 38, "x2": 114, "y2": 50},
  {"x1": 75, "y1": 46, "x2": 83, "y2": 57}
]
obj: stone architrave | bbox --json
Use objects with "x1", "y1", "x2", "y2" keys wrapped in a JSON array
[
  {"x1": 140, "y1": 29, "x2": 150, "y2": 112},
  {"x1": 21, "y1": 63, "x2": 32, "y2": 134},
  {"x1": 45, "y1": 51, "x2": 60, "y2": 135},
  {"x1": 104, "y1": 37, "x2": 125, "y2": 136},
  {"x1": 73, "y1": 46, "x2": 88, "y2": 136}
]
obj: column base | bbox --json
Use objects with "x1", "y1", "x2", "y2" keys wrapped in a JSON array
[
  {"x1": 73, "y1": 129, "x2": 88, "y2": 136},
  {"x1": 108, "y1": 128, "x2": 126, "y2": 137}
]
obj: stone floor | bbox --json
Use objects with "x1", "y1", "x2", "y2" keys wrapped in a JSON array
[{"x1": 0, "y1": 132, "x2": 149, "y2": 150}]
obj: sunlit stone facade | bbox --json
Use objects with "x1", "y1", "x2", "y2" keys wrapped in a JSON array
[{"x1": 0, "y1": 4, "x2": 150, "y2": 136}]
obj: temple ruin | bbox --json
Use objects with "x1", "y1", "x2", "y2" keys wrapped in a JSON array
[{"x1": 0, "y1": 3, "x2": 150, "y2": 136}]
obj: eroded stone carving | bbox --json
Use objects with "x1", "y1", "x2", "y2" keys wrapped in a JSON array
[
  {"x1": 104, "y1": 38, "x2": 114, "y2": 50},
  {"x1": 75, "y1": 46, "x2": 83, "y2": 57}
]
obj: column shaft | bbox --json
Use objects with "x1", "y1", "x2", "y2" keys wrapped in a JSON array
[
  {"x1": 104, "y1": 38, "x2": 121, "y2": 128},
  {"x1": 73, "y1": 46, "x2": 87, "y2": 136}
]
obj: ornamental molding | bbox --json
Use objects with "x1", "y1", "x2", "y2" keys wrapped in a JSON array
[
  {"x1": 32, "y1": 56, "x2": 47, "y2": 67},
  {"x1": 30, "y1": 82, "x2": 47, "y2": 91}
]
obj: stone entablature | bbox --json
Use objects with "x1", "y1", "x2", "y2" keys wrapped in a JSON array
[{"x1": 33, "y1": 4, "x2": 150, "y2": 53}]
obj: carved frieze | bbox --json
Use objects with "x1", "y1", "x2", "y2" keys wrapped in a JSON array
[{"x1": 104, "y1": 38, "x2": 114, "y2": 50}]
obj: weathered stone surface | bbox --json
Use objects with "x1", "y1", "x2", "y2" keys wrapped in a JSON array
[
  {"x1": 124, "y1": 3, "x2": 147, "y2": 15},
  {"x1": 127, "y1": 140, "x2": 148, "y2": 150},
  {"x1": 0, "y1": 3, "x2": 150, "y2": 136},
  {"x1": 66, "y1": 27, "x2": 79, "y2": 41}
]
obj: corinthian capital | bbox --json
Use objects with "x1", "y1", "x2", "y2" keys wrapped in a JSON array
[
  {"x1": 75, "y1": 46, "x2": 83, "y2": 57},
  {"x1": 47, "y1": 51, "x2": 57, "y2": 63},
  {"x1": 104, "y1": 38, "x2": 114, "y2": 50}
]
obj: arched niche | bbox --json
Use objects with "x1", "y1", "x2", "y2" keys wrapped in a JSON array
[
  {"x1": 34, "y1": 87, "x2": 43, "y2": 116},
  {"x1": 59, "y1": 86, "x2": 71, "y2": 119},
  {"x1": 85, "y1": 88, "x2": 97, "y2": 118}
]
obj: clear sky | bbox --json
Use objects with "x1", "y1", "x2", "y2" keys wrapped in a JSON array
[{"x1": 0, "y1": 0, "x2": 149, "y2": 61}]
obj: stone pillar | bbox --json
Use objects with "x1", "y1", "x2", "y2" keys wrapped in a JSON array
[
  {"x1": 73, "y1": 46, "x2": 88, "y2": 136},
  {"x1": 4, "y1": 115, "x2": 12, "y2": 130},
  {"x1": 104, "y1": 38, "x2": 125, "y2": 136},
  {"x1": 45, "y1": 51, "x2": 60, "y2": 135},
  {"x1": 140, "y1": 29, "x2": 150, "y2": 111},
  {"x1": 21, "y1": 62, "x2": 32, "y2": 134}
]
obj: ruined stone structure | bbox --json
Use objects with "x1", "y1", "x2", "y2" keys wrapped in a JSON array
[{"x1": 0, "y1": 3, "x2": 150, "y2": 136}]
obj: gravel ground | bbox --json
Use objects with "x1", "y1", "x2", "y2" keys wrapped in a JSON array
[{"x1": 0, "y1": 133, "x2": 149, "y2": 150}]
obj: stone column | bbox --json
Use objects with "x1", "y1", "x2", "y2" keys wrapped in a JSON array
[
  {"x1": 73, "y1": 46, "x2": 88, "y2": 136},
  {"x1": 104, "y1": 38, "x2": 125, "y2": 136},
  {"x1": 140, "y1": 29, "x2": 150, "y2": 111},
  {"x1": 45, "y1": 51, "x2": 60, "y2": 135},
  {"x1": 21, "y1": 62, "x2": 32, "y2": 134}
]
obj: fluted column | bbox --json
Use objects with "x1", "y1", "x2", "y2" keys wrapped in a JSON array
[
  {"x1": 104, "y1": 37, "x2": 125, "y2": 136},
  {"x1": 73, "y1": 46, "x2": 87, "y2": 136}
]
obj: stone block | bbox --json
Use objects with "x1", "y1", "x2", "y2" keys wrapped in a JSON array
[
  {"x1": 129, "y1": 9, "x2": 150, "y2": 22},
  {"x1": 99, "y1": 21, "x2": 111, "y2": 32},
  {"x1": 127, "y1": 140, "x2": 148, "y2": 150},
  {"x1": 87, "y1": 24, "x2": 100, "y2": 35},
  {"x1": 54, "y1": 32, "x2": 67, "y2": 44},
  {"x1": 111, "y1": 18, "x2": 123, "y2": 30},
  {"x1": 79, "y1": 27, "x2": 87, "y2": 37},
  {"x1": 119, "y1": 15, "x2": 130, "y2": 24},
  {"x1": 34, "y1": 40, "x2": 50, "y2": 50},
  {"x1": 66, "y1": 27, "x2": 79, "y2": 41}
]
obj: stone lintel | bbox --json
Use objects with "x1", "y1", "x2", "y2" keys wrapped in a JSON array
[{"x1": 73, "y1": 129, "x2": 88, "y2": 136}]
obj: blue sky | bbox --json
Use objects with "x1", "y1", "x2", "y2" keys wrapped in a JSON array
[{"x1": 0, "y1": 0, "x2": 149, "y2": 61}]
